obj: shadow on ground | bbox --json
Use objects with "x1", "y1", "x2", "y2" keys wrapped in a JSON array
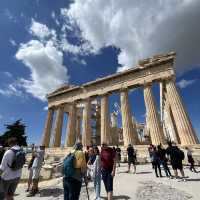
[
  {"x1": 185, "y1": 178, "x2": 200, "y2": 182},
  {"x1": 136, "y1": 171, "x2": 152, "y2": 174},
  {"x1": 101, "y1": 195, "x2": 131, "y2": 199},
  {"x1": 39, "y1": 188, "x2": 63, "y2": 197}
]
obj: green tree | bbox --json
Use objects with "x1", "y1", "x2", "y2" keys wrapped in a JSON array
[{"x1": 0, "y1": 119, "x2": 27, "y2": 146}]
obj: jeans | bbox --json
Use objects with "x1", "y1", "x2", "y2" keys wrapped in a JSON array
[
  {"x1": 63, "y1": 177, "x2": 82, "y2": 200},
  {"x1": 161, "y1": 160, "x2": 171, "y2": 177},
  {"x1": 94, "y1": 175, "x2": 101, "y2": 199},
  {"x1": 153, "y1": 161, "x2": 162, "y2": 177}
]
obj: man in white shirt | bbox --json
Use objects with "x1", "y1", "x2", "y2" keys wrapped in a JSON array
[
  {"x1": 27, "y1": 145, "x2": 45, "y2": 197},
  {"x1": 0, "y1": 137, "x2": 22, "y2": 200}
]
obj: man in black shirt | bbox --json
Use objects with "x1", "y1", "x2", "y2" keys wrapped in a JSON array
[
  {"x1": 166, "y1": 142, "x2": 186, "y2": 181},
  {"x1": 127, "y1": 144, "x2": 137, "y2": 173},
  {"x1": 115, "y1": 145, "x2": 121, "y2": 167}
]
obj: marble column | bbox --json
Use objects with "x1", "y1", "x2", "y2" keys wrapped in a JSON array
[
  {"x1": 101, "y1": 94, "x2": 110, "y2": 144},
  {"x1": 110, "y1": 113, "x2": 118, "y2": 145},
  {"x1": 53, "y1": 106, "x2": 64, "y2": 147},
  {"x1": 120, "y1": 89, "x2": 139, "y2": 146},
  {"x1": 144, "y1": 84, "x2": 165, "y2": 145},
  {"x1": 65, "y1": 103, "x2": 76, "y2": 147},
  {"x1": 164, "y1": 99, "x2": 180, "y2": 144},
  {"x1": 82, "y1": 98, "x2": 92, "y2": 146},
  {"x1": 76, "y1": 116, "x2": 81, "y2": 142},
  {"x1": 166, "y1": 79, "x2": 198, "y2": 145},
  {"x1": 41, "y1": 108, "x2": 54, "y2": 147}
]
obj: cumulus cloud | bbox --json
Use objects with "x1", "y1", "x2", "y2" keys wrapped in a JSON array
[
  {"x1": 61, "y1": 0, "x2": 200, "y2": 73},
  {"x1": 15, "y1": 40, "x2": 69, "y2": 101},
  {"x1": 30, "y1": 19, "x2": 53, "y2": 40},
  {"x1": 177, "y1": 79, "x2": 197, "y2": 89}
]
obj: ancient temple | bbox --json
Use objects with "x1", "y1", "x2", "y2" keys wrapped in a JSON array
[{"x1": 41, "y1": 52, "x2": 199, "y2": 147}]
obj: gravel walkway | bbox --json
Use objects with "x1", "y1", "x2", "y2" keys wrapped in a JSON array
[{"x1": 136, "y1": 181, "x2": 193, "y2": 200}]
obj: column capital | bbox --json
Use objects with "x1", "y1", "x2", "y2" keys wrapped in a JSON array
[
  {"x1": 143, "y1": 82, "x2": 153, "y2": 88},
  {"x1": 165, "y1": 76, "x2": 176, "y2": 84}
]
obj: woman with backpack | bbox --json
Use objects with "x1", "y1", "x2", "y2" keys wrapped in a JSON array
[{"x1": 166, "y1": 142, "x2": 186, "y2": 181}]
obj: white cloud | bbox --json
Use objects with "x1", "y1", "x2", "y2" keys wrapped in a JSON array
[
  {"x1": 43, "y1": 106, "x2": 48, "y2": 111},
  {"x1": 9, "y1": 39, "x2": 17, "y2": 46},
  {"x1": 15, "y1": 40, "x2": 69, "y2": 101},
  {"x1": 71, "y1": 56, "x2": 87, "y2": 66},
  {"x1": 177, "y1": 79, "x2": 197, "y2": 89},
  {"x1": 51, "y1": 11, "x2": 60, "y2": 26},
  {"x1": 30, "y1": 19, "x2": 52, "y2": 40},
  {"x1": 0, "y1": 83, "x2": 23, "y2": 97},
  {"x1": 3, "y1": 71, "x2": 13, "y2": 78},
  {"x1": 0, "y1": 114, "x2": 3, "y2": 120},
  {"x1": 61, "y1": 0, "x2": 200, "y2": 73}
]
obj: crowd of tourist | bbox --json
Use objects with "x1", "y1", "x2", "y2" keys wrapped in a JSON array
[
  {"x1": 0, "y1": 137, "x2": 45, "y2": 199},
  {"x1": 0, "y1": 137, "x2": 198, "y2": 200}
]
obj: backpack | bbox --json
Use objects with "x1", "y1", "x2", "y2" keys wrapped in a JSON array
[
  {"x1": 174, "y1": 148, "x2": 185, "y2": 160},
  {"x1": 178, "y1": 149, "x2": 185, "y2": 160},
  {"x1": 10, "y1": 148, "x2": 26, "y2": 170},
  {"x1": 63, "y1": 152, "x2": 76, "y2": 178}
]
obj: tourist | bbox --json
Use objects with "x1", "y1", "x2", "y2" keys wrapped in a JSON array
[
  {"x1": 157, "y1": 145, "x2": 171, "y2": 177},
  {"x1": 0, "y1": 137, "x2": 25, "y2": 200},
  {"x1": 148, "y1": 144, "x2": 155, "y2": 169},
  {"x1": 87, "y1": 146, "x2": 96, "y2": 180},
  {"x1": 115, "y1": 145, "x2": 121, "y2": 167},
  {"x1": 101, "y1": 142, "x2": 116, "y2": 200},
  {"x1": 26, "y1": 145, "x2": 36, "y2": 192},
  {"x1": 166, "y1": 142, "x2": 186, "y2": 181},
  {"x1": 63, "y1": 142, "x2": 87, "y2": 200},
  {"x1": 152, "y1": 146, "x2": 162, "y2": 177},
  {"x1": 27, "y1": 145, "x2": 45, "y2": 197},
  {"x1": 127, "y1": 144, "x2": 137, "y2": 173},
  {"x1": 185, "y1": 147, "x2": 197, "y2": 173},
  {"x1": 0, "y1": 145, "x2": 5, "y2": 164},
  {"x1": 93, "y1": 146, "x2": 101, "y2": 200},
  {"x1": 85, "y1": 146, "x2": 90, "y2": 164}
]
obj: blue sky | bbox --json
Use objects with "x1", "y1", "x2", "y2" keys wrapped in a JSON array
[{"x1": 0, "y1": 0, "x2": 200, "y2": 145}]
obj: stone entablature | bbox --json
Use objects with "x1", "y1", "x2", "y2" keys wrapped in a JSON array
[{"x1": 47, "y1": 53, "x2": 175, "y2": 108}]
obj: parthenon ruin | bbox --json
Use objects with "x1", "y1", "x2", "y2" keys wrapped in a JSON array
[{"x1": 41, "y1": 52, "x2": 199, "y2": 148}]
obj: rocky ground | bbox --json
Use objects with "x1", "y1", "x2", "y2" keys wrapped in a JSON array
[{"x1": 15, "y1": 163, "x2": 200, "y2": 200}]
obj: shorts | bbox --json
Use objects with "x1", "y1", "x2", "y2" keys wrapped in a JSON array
[
  {"x1": 32, "y1": 167, "x2": 41, "y2": 179},
  {"x1": 128, "y1": 157, "x2": 136, "y2": 165},
  {"x1": 171, "y1": 161, "x2": 183, "y2": 170},
  {"x1": 101, "y1": 169, "x2": 113, "y2": 192},
  {"x1": 0, "y1": 178, "x2": 20, "y2": 196}
]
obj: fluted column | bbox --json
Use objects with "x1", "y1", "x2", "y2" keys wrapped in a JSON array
[
  {"x1": 65, "y1": 103, "x2": 77, "y2": 147},
  {"x1": 110, "y1": 113, "x2": 118, "y2": 145},
  {"x1": 166, "y1": 79, "x2": 198, "y2": 145},
  {"x1": 101, "y1": 94, "x2": 110, "y2": 144},
  {"x1": 120, "y1": 89, "x2": 139, "y2": 146},
  {"x1": 53, "y1": 106, "x2": 64, "y2": 147},
  {"x1": 144, "y1": 84, "x2": 165, "y2": 145},
  {"x1": 76, "y1": 116, "x2": 81, "y2": 142},
  {"x1": 82, "y1": 98, "x2": 92, "y2": 146},
  {"x1": 164, "y1": 99, "x2": 180, "y2": 144},
  {"x1": 41, "y1": 108, "x2": 54, "y2": 147}
]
